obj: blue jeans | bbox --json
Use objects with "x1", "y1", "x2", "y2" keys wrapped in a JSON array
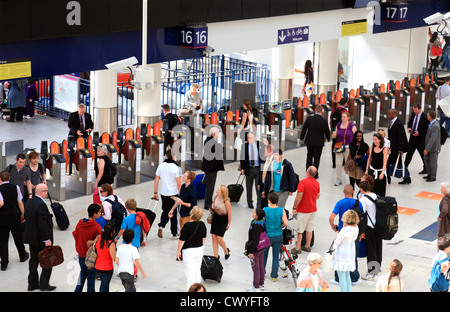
[
  {"x1": 337, "y1": 271, "x2": 351, "y2": 292},
  {"x1": 96, "y1": 269, "x2": 113, "y2": 292},
  {"x1": 74, "y1": 257, "x2": 96, "y2": 292},
  {"x1": 439, "y1": 109, "x2": 450, "y2": 135},
  {"x1": 263, "y1": 234, "x2": 283, "y2": 279}
]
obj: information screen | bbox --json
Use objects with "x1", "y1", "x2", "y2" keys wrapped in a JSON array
[{"x1": 53, "y1": 74, "x2": 80, "y2": 113}]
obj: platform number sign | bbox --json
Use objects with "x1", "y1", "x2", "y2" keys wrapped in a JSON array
[
  {"x1": 179, "y1": 26, "x2": 208, "y2": 49},
  {"x1": 382, "y1": 3, "x2": 408, "y2": 23}
]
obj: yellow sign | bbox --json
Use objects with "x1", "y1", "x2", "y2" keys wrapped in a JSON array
[
  {"x1": 0, "y1": 58, "x2": 31, "y2": 80},
  {"x1": 341, "y1": 19, "x2": 367, "y2": 37}
]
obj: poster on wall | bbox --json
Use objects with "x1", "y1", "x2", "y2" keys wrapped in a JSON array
[
  {"x1": 53, "y1": 74, "x2": 80, "y2": 112},
  {"x1": 0, "y1": 58, "x2": 31, "y2": 81}
]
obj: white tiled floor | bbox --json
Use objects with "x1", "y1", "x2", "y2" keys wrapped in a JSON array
[{"x1": 0, "y1": 114, "x2": 449, "y2": 292}]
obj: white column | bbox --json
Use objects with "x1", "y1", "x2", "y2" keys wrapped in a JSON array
[
  {"x1": 91, "y1": 69, "x2": 117, "y2": 135},
  {"x1": 317, "y1": 39, "x2": 339, "y2": 95},
  {"x1": 134, "y1": 63, "x2": 162, "y2": 127},
  {"x1": 407, "y1": 26, "x2": 428, "y2": 76},
  {"x1": 272, "y1": 45, "x2": 295, "y2": 102}
]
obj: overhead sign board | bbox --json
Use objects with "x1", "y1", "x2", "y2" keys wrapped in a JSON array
[
  {"x1": 0, "y1": 58, "x2": 31, "y2": 81},
  {"x1": 179, "y1": 26, "x2": 208, "y2": 49},
  {"x1": 277, "y1": 26, "x2": 309, "y2": 45},
  {"x1": 341, "y1": 19, "x2": 367, "y2": 37}
]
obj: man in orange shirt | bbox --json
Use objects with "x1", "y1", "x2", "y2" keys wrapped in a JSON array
[{"x1": 292, "y1": 166, "x2": 320, "y2": 255}]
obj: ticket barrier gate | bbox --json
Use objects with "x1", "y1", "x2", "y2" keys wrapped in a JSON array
[
  {"x1": 397, "y1": 88, "x2": 411, "y2": 125},
  {"x1": 284, "y1": 99, "x2": 301, "y2": 143},
  {"x1": 172, "y1": 128, "x2": 186, "y2": 173},
  {"x1": 46, "y1": 152, "x2": 66, "y2": 201},
  {"x1": 413, "y1": 85, "x2": 426, "y2": 110},
  {"x1": 117, "y1": 128, "x2": 141, "y2": 184},
  {"x1": 425, "y1": 80, "x2": 438, "y2": 111},
  {"x1": 266, "y1": 103, "x2": 286, "y2": 152},
  {"x1": 140, "y1": 134, "x2": 164, "y2": 178},
  {"x1": 379, "y1": 88, "x2": 396, "y2": 128},
  {"x1": 66, "y1": 145, "x2": 93, "y2": 196},
  {"x1": 352, "y1": 98, "x2": 365, "y2": 131},
  {"x1": 362, "y1": 94, "x2": 380, "y2": 132}
]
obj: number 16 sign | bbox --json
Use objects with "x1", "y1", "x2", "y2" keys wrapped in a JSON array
[{"x1": 179, "y1": 26, "x2": 208, "y2": 49}]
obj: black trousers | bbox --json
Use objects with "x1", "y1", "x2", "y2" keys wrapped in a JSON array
[
  {"x1": 28, "y1": 243, "x2": 52, "y2": 289},
  {"x1": 0, "y1": 214, "x2": 27, "y2": 268},
  {"x1": 245, "y1": 167, "x2": 260, "y2": 207},
  {"x1": 9, "y1": 107, "x2": 25, "y2": 121},
  {"x1": 404, "y1": 138, "x2": 426, "y2": 173},
  {"x1": 306, "y1": 145, "x2": 323, "y2": 172},
  {"x1": 158, "y1": 195, "x2": 178, "y2": 236},
  {"x1": 365, "y1": 226, "x2": 382, "y2": 275},
  {"x1": 204, "y1": 171, "x2": 217, "y2": 211}
]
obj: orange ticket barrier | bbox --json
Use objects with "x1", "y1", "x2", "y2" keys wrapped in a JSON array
[
  {"x1": 235, "y1": 109, "x2": 240, "y2": 122},
  {"x1": 204, "y1": 114, "x2": 210, "y2": 125},
  {"x1": 101, "y1": 132, "x2": 110, "y2": 144},
  {"x1": 62, "y1": 140, "x2": 69, "y2": 172},
  {"x1": 112, "y1": 131, "x2": 118, "y2": 151},
  {"x1": 226, "y1": 110, "x2": 233, "y2": 121},
  {"x1": 87, "y1": 136, "x2": 94, "y2": 159},
  {"x1": 335, "y1": 90, "x2": 342, "y2": 104},
  {"x1": 211, "y1": 112, "x2": 218, "y2": 125},
  {"x1": 153, "y1": 121, "x2": 162, "y2": 137},
  {"x1": 285, "y1": 109, "x2": 291, "y2": 128},
  {"x1": 50, "y1": 141, "x2": 60, "y2": 154},
  {"x1": 125, "y1": 128, "x2": 134, "y2": 140},
  {"x1": 135, "y1": 127, "x2": 141, "y2": 145},
  {"x1": 348, "y1": 89, "x2": 356, "y2": 116}
]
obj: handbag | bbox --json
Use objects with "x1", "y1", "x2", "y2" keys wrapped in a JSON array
[
  {"x1": 256, "y1": 231, "x2": 271, "y2": 251},
  {"x1": 323, "y1": 239, "x2": 335, "y2": 273},
  {"x1": 344, "y1": 158, "x2": 356, "y2": 173},
  {"x1": 358, "y1": 237, "x2": 367, "y2": 258},
  {"x1": 38, "y1": 245, "x2": 64, "y2": 269},
  {"x1": 85, "y1": 235, "x2": 100, "y2": 269},
  {"x1": 333, "y1": 123, "x2": 349, "y2": 153},
  {"x1": 387, "y1": 153, "x2": 410, "y2": 179},
  {"x1": 207, "y1": 211, "x2": 214, "y2": 224}
]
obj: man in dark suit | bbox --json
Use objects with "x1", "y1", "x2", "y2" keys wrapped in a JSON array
[
  {"x1": 400, "y1": 104, "x2": 429, "y2": 184},
  {"x1": 68, "y1": 104, "x2": 94, "y2": 139},
  {"x1": 161, "y1": 104, "x2": 180, "y2": 152},
  {"x1": 201, "y1": 127, "x2": 224, "y2": 210},
  {"x1": 259, "y1": 142, "x2": 274, "y2": 210},
  {"x1": 24, "y1": 183, "x2": 55, "y2": 291},
  {"x1": 300, "y1": 105, "x2": 331, "y2": 178},
  {"x1": 0, "y1": 171, "x2": 29, "y2": 271},
  {"x1": 423, "y1": 110, "x2": 441, "y2": 182},
  {"x1": 240, "y1": 132, "x2": 264, "y2": 209},
  {"x1": 387, "y1": 109, "x2": 408, "y2": 184}
]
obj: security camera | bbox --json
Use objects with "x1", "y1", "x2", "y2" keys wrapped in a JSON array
[
  {"x1": 105, "y1": 57, "x2": 139, "y2": 71},
  {"x1": 423, "y1": 12, "x2": 444, "y2": 25},
  {"x1": 202, "y1": 46, "x2": 215, "y2": 58}
]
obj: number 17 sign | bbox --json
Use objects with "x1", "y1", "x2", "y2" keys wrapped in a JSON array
[{"x1": 179, "y1": 26, "x2": 208, "y2": 49}]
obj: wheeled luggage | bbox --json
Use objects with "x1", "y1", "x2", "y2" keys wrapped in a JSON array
[
  {"x1": 192, "y1": 174, "x2": 207, "y2": 200},
  {"x1": 227, "y1": 175, "x2": 244, "y2": 203},
  {"x1": 48, "y1": 193, "x2": 70, "y2": 230},
  {"x1": 136, "y1": 198, "x2": 158, "y2": 233},
  {"x1": 201, "y1": 255, "x2": 223, "y2": 283}
]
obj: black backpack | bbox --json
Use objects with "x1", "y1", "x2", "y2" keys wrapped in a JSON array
[
  {"x1": 351, "y1": 199, "x2": 367, "y2": 237},
  {"x1": 365, "y1": 195, "x2": 398, "y2": 240},
  {"x1": 105, "y1": 195, "x2": 127, "y2": 230},
  {"x1": 330, "y1": 107, "x2": 346, "y2": 130}
]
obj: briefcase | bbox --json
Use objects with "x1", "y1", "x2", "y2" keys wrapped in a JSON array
[{"x1": 38, "y1": 245, "x2": 64, "y2": 269}]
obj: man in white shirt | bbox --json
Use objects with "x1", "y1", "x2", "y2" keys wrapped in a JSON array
[
  {"x1": 153, "y1": 150, "x2": 182, "y2": 239},
  {"x1": 359, "y1": 180, "x2": 382, "y2": 281}
]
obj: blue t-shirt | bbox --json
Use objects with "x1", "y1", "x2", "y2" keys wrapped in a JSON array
[
  {"x1": 264, "y1": 206, "x2": 283, "y2": 237},
  {"x1": 272, "y1": 161, "x2": 282, "y2": 192},
  {"x1": 120, "y1": 214, "x2": 142, "y2": 248},
  {"x1": 332, "y1": 197, "x2": 364, "y2": 230}
]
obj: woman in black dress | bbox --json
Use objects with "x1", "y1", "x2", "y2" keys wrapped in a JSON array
[
  {"x1": 365, "y1": 133, "x2": 388, "y2": 197},
  {"x1": 210, "y1": 185, "x2": 232, "y2": 260}
]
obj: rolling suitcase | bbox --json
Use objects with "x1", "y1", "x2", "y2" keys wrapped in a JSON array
[
  {"x1": 136, "y1": 198, "x2": 158, "y2": 232},
  {"x1": 227, "y1": 175, "x2": 244, "y2": 203},
  {"x1": 201, "y1": 255, "x2": 223, "y2": 283},
  {"x1": 192, "y1": 174, "x2": 207, "y2": 200},
  {"x1": 48, "y1": 193, "x2": 70, "y2": 230}
]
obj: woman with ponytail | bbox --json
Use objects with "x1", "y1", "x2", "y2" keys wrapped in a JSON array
[{"x1": 375, "y1": 259, "x2": 404, "y2": 292}]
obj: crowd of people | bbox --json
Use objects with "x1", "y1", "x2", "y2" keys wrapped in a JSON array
[{"x1": 1, "y1": 85, "x2": 450, "y2": 293}]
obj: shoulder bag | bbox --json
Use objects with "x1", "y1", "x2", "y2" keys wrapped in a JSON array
[{"x1": 333, "y1": 123, "x2": 349, "y2": 153}]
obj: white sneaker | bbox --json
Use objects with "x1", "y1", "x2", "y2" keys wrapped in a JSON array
[
  {"x1": 329, "y1": 279, "x2": 339, "y2": 285},
  {"x1": 247, "y1": 286, "x2": 261, "y2": 292},
  {"x1": 334, "y1": 179, "x2": 342, "y2": 186},
  {"x1": 259, "y1": 285, "x2": 265, "y2": 291},
  {"x1": 171, "y1": 234, "x2": 179, "y2": 240},
  {"x1": 361, "y1": 274, "x2": 375, "y2": 281}
]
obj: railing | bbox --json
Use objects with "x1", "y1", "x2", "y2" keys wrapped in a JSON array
[{"x1": 161, "y1": 55, "x2": 271, "y2": 114}]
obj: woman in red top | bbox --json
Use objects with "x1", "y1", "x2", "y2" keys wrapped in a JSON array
[{"x1": 94, "y1": 223, "x2": 116, "y2": 292}]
